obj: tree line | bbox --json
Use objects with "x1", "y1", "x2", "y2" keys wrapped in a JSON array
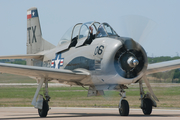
[
  {"x1": 0, "y1": 59, "x2": 26, "y2": 65},
  {"x1": 148, "y1": 56, "x2": 180, "y2": 83}
]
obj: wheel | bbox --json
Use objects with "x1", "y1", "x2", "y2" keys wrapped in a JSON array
[
  {"x1": 119, "y1": 99, "x2": 129, "y2": 116},
  {"x1": 38, "y1": 100, "x2": 49, "y2": 117},
  {"x1": 142, "y1": 98, "x2": 152, "y2": 115}
]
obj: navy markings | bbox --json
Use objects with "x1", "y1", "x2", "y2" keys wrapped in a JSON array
[
  {"x1": 51, "y1": 53, "x2": 64, "y2": 69},
  {"x1": 27, "y1": 26, "x2": 37, "y2": 44},
  {"x1": 94, "y1": 45, "x2": 104, "y2": 55}
]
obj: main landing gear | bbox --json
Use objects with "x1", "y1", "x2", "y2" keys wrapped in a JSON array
[
  {"x1": 118, "y1": 81, "x2": 157, "y2": 116},
  {"x1": 38, "y1": 79, "x2": 50, "y2": 117},
  {"x1": 139, "y1": 80, "x2": 156, "y2": 115},
  {"x1": 142, "y1": 98, "x2": 152, "y2": 115},
  {"x1": 31, "y1": 78, "x2": 50, "y2": 117},
  {"x1": 38, "y1": 99, "x2": 49, "y2": 117}
]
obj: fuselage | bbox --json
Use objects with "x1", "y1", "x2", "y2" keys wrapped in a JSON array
[{"x1": 41, "y1": 36, "x2": 147, "y2": 86}]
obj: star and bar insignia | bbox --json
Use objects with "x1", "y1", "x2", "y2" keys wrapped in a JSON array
[{"x1": 51, "y1": 53, "x2": 64, "y2": 69}]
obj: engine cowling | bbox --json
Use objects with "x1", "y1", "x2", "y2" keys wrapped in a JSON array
[{"x1": 114, "y1": 38, "x2": 148, "y2": 79}]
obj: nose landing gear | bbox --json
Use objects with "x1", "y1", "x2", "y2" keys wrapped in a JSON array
[
  {"x1": 118, "y1": 86, "x2": 129, "y2": 116},
  {"x1": 119, "y1": 99, "x2": 129, "y2": 116}
]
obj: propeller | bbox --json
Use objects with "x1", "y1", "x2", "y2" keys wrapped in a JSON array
[
  {"x1": 118, "y1": 15, "x2": 158, "y2": 101},
  {"x1": 118, "y1": 15, "x2": 156, "y2": 44}
]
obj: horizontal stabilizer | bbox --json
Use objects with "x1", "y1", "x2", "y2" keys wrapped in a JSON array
[{"x1": 0, "y1": 54, "x2": 43, "y2": 60}]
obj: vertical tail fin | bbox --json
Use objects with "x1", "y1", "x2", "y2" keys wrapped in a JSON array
[{"x1": 26, "y1": 7, "x2": 55, "y2": 65}]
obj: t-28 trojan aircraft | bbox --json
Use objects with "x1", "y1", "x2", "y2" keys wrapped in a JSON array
[{"x1": 0, "y1": 7, "x2": 180, "y2": 117}]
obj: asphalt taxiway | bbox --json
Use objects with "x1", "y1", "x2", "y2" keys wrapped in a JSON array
[{"x1": 0, "y1": 107, "x2": 180, "y2": 120}]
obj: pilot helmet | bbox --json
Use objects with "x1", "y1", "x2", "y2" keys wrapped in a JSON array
[{"x1": 97, "y1": 25, "x2": 106, "y2": 37}]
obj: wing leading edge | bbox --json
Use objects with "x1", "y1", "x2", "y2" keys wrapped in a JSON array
[
  {"x1": 146, "y1": 59, "x2": 180, "y2": 75},
  {"x1": 0, "y1": 54, "x2": 43, "y2": 60},
  {"x1": 0, "y1": 63, "x2": 90, "y2": 83}
]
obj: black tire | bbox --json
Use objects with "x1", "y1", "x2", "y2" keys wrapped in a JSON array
[
  {"x1": 119, "y1": 99, "x2": 129, "y2": 116},
  {"x1": 38, "y1": 100, "x2": 49, "y2": 117},
  {"x1": 142, "y1": 98, "x2": 152, "y2": 115}
]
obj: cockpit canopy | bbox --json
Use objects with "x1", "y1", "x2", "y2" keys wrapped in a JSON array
[{"x1": 58, "y1": 21, "x2": 118, "y2": 46}]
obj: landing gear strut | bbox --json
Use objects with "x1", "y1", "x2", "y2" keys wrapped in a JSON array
[
  {"x1": 139, "y1": 80, "x2": 156, "y2": 115},
  {"x1": 119, "y1": 85, "x2": 129, "y2": 116}
]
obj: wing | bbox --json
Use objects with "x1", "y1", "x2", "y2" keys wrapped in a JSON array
[
  {"x1": 0, "y1": 63, "x2": 90, "y2": 84},
  {"x1": 146, "y1": 59, "x2": 180, "y2": 75},
  {"x1": 0, "y1": 54, "x2": 43, "y2": 60}
]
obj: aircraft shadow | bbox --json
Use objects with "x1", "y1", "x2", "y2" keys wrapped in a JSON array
[{"x1": 1, "y1": 112, "x2": 180, "y2": 120}]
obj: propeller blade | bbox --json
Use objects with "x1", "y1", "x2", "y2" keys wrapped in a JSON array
[
  {"x1": 118, "y1": 15, "x2": 156, "y2": 44},
  {"x1": 143, "y1": 76, "x2": 159, "y2": 101}
]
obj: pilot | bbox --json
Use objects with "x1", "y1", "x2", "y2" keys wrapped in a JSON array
[
  {"x1": 89, "y1": 25, "x2": 107, "y2": 39},
  {"x1": 89, "y1": 26, "x2": 96, "y2": 42},
  {"x1": 83, "y1": 25, "x2": 106, "y2": 45},
  {"x1": 83, "y1": 26, "x2": 96, "y2": 45},
  {"x1": 96, "y1": 25, "x2": 107, "y2": 37}
]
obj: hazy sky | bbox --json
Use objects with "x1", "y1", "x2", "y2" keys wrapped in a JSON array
[{"x1": 0, "y1": 0, "x2": 180, "y2": 57}]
